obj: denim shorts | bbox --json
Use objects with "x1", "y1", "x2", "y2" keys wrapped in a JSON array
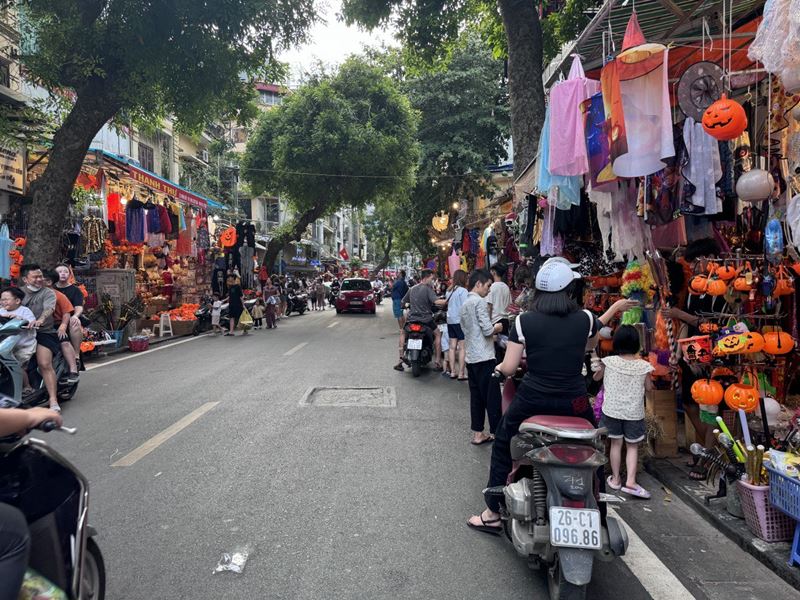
[
  {"x1": 447, "y1": 323, "x2": 465, "y2": 340},
  {"x1": 392, "y1": 298, "x2": 403, "y2": 319},
  {"x1": 600, "y1": 414, "x2": 646, "y2": 443}
]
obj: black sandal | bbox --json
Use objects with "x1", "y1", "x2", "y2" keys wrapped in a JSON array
[{"x1": 467, "y1": 513, "x2": 503, "y2": 535}]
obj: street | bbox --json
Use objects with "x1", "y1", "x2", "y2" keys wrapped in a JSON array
[{"x1": 49, "y1": 305, "x2": 800, "y2": 600}]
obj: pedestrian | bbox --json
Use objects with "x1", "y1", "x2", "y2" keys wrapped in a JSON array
[
  {"x1": 487, "y1": 264, "x2": 512, "y2": 357},
  {"x1": 251, "y1": 298, "x2": 265, "y2": 329},
  {"x1": 258, "y1": 264, "x2": 269, "y2": 292},
  {"x1": 445, "y1": 269, "x2": 469, "y2": 380},
  {"x1": 278, "y1": 276, "x2": 287, "y2": 319},
  {"x1": 592, "y1": 325, "x2": 654, "y2": 499},
  {"x1": 264, "y1": 285, "x2": 278, "y2": 329},
  {"x1": 226, "y1": 275, "x2": 243, "y2": 336},
  {"x1": 316, "y1": 279, "x2": 326, "y2": 310},
  {"x1": 210, "y1": 293, "x2": 223, "y2": 335},
  {"x1": 459, "y1": 269, "x2": 502, "y2": 445},
  {"x1": 310, "y1": 282, "x2": 318, "y2": 311}
]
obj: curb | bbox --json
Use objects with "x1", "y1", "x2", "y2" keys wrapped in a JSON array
[
  {"x1": 90, "y1": 331, "x2": 197, "y2": 359},
  {"x1": 645, "y1": 458, "x2": 800, "y2": 590}
]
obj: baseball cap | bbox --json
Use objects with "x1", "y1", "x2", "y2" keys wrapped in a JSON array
[
  {"x1": 535, "y1": 258, "x2": 582, "y2": 292},
  {"x1": 546, "y1": 256, "x2": 581, "y2": 269}
]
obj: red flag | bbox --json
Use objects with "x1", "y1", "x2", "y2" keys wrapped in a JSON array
[{"x1": 339, "y1": 246, "x2": 349, "y2": 261}]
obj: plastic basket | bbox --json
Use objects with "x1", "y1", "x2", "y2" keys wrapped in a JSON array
[
  {"x1": 127, "y1": 336, "x2": 150, "y2": 353},
  {"x1": 737, "y1": 480, "x2": 795, "y2": 542}
]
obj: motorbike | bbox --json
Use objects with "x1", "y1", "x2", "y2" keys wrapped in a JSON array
[
  {"x1": 0, "y1": 318, "x2": 79, "y2": 407},
  {"x1": 285, "y1": 291, "x2": 308, "y2": 316},
  {"x1": 0, "y1": 405, "x2": 106, "y2": 599},
  {"x1": 402, "y1": 320, "x2": 433, "y2": 377},
  {"x1": 485, "y1": 370, "x2": 628, "y2": 600},
  {"x1": 193, "y1": 299, "x2": 257, "y2": 334},
  {"x1": 373, "y1": 286, "x2": 383, "y2": 305}
]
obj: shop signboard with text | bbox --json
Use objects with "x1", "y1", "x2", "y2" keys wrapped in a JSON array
[
  {"x1": 0, "y1": 144, "x2": 25, "y2": 195},
  {"x1": 127, "y1": 164, "x2": 207, "y2": 209}
]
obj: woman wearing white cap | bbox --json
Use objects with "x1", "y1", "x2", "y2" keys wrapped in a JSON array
[{"x1": 467, "y1": 258, "x2": 635, "y2": 534}]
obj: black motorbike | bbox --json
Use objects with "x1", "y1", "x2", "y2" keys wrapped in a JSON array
[
  {"x1": 0, "y1": 406, "x2": 106, "y2": 599},
  {"x1": 403, "y1": 320, "x2": 434, "y2": 377},
  {"x1": 285, "y1": 291, "x2": 308, "y2": 316},
  {"x1": 0, "y1": 318, "x2": 79, "y2": 407}
]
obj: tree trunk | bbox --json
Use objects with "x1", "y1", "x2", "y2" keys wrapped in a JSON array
[
  {"x1": 263, "y1": 204, "x2": 328, "y2": 274},
  {"x1": 26, "y1": 91, "x2": 120, "y2": 266},
  {"x1": 497, "y1": 0, "x2": 545, "y2": 179},
  {"x1": 371, "y1": 231, "x2": 393, "y2": 277}
]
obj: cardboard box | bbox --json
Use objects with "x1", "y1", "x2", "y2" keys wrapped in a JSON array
[{"x1": 646, "y1": 390, "x2": 680, "y2": 458}]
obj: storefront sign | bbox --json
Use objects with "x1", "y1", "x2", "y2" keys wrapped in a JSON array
[
  {"x1": 127, "y1": 164, "x2": 207, "y2": 209},
  {"x1": 0, "y1": 145, "x2": 25, "y2": 195}
]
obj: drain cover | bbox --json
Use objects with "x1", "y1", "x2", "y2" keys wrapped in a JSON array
[{"x1": 300, "y1": 386, "x2": 396, "y2": 407}]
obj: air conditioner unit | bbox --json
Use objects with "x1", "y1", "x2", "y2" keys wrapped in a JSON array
[{"x1": 201, "y1": 150, "x2": 209, "y2": 162}]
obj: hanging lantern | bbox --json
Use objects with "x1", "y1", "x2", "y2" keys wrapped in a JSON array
[
  {"x1": 701, "y1": 94, "x2": 748, "y2": 141},
  {"x1": 431, "y1": 211, "x2": 449, "y2": 232},
  {"x1": 736, "y1": 169, "x2": 774, "y2": 202}
]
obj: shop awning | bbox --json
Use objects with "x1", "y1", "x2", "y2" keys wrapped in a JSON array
[{"x1": 543, "y1": 0, "x2": 764, "y2": 89}]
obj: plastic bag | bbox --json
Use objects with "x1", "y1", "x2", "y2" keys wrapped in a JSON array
[
  {"x1": 237, "y1": 308, "x2": 253, "y2": 330},
  {"x1": 18, "y1": 569, "x2": 67, "y2": 600},
  {"x1": 214, "y1": 549, "x2": 249, "y2": 574}
]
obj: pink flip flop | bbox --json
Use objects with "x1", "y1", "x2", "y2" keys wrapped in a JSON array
[
  {"x1": 621, "y1": 485, "x2": 651, "y2": 499},
  {"x1": 606, "y1": 476, "x2": 622, "y2": 491}
]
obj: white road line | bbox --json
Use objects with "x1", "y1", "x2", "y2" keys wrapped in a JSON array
[
  {"x1": 111, "y1": 401, "x2": 220, "y2": 467},
  {"x1": 610, "y1": 508, "x2": 694, "y2": 599},
  {"x1": 86, "y1": 334, "x2": 207, "y2": 371},
  {"x1": 284, "y1": 342, "x2": 307, "y2": 356},
  {"x1": 327, "y1": 321, "x2": 340, "y2": 328}
]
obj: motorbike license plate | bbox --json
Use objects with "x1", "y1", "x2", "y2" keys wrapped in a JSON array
[
  {"x1": 407, "y1": 338, "x2": 423, "y2": 350},
  {"x1": 549, "y1": 508, "x2": 602, "y2": 550}
]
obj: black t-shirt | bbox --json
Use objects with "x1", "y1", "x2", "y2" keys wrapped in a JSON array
[
  {"x1": 509, "y1": 309, "x2": 598, "y2": 398},
  {"x1": 685, "y1": 293, "x2": 726, "y2": 336},
  {"x1": 56, "y1": 284, "x2": 84, "y2": 309}
]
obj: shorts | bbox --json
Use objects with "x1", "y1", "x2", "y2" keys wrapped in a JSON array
[
  {"x1": 600, "y1": 414, "x2": 646, "y2": 443},
  {"x1": 211, "y1": 313, "x2": 221, "y2": 326},
  {"x1": 392, "y1": 298, "x2": 403, "y2": 319},
  {"x1": 13, "y1": 344, "x2": 35, "y2": 365},
  {"x1": 447, "y1": 323, "x2": 465, "y2": 340},
  {"x1": 35, "y1": 331, "x2": 61, "y2": 354}
]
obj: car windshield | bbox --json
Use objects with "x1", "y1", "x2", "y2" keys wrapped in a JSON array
[{"x1": 341, "y1": 279, "x2": 371, "y2": 291}]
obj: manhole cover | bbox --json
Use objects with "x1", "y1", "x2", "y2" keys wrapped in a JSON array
[{"x1": 300, "y1": 386, "x2": 396, "y2": 407}]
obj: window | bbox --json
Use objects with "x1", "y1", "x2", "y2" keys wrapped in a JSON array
[
  {"x1": 341, "y1": 279, "x2": 371, "y2": 291},
  {"x1": 160, "y1": 135, "x2": 172, "y2": 179},
  {"x1": 138, "y1": 143, "x2": 154, "y2": 171},
  {"x1": 259, "y1": 90, "x2": 283, "y2": 106},
  {"x1": 0, "y1": 64, "x2": 9, "y2": 88},
  {"x1": 265, "y1": 200, "x2": 279, "y2": 223}
]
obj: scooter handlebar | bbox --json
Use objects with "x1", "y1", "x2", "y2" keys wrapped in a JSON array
[{"x1": 36, "y1": 421, "x2": 77, "y2": 435}]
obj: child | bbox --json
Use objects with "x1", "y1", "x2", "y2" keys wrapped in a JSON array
[
  {"x1": 0, "y1": 287, "x2": 37, "y2": 393},
  {"x1": 592, "y1": 325, "x2": 654, "y2": 499},
  {"x1": 251, "y1": 298, "x2": 265, "y2": 329},
  {"x1": 211, "y1": 294, "x2": 223, "y2": 335},
  {"x1": 265, "y1": 287, "x2": 278, "y2": 329}
]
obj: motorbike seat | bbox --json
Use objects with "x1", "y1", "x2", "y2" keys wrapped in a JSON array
[{"x1": 519, "y1": 415, "x2": 600, "y2": 440}]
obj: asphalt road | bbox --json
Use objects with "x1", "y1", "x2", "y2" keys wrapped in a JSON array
[{"x1": 46, "y1": 304, "x2": 800, "y2": 600}]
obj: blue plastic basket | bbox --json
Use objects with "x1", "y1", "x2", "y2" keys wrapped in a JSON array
[{"x1": 765, "y1": 465, "x2": 800, "y2": 567}]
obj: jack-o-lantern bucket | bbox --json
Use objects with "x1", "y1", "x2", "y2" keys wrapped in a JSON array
[{"x1": 702, "y1": 94, "x2": 747, "y2": 141}]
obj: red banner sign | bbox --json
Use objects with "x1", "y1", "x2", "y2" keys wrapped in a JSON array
[{"x1": 128, "y1": 165, "x2": 207, "y2": 209}]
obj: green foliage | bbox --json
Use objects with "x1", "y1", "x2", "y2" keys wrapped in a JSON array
[
  {"x1": 178, "y1": 144, "x2": 241, "y2": 206},
  {"x1": 70, "y1": 186, "x2": 101, "y2": 212},
  {"x1": 17, "y1": 0, "x2": 316, "y2": 132},
  {"x1": 349, "y1": 257, "x2": 363, "y2": 270},
  {"x1": 242, "y1": 57, "x2": 419, "y2": 216}
]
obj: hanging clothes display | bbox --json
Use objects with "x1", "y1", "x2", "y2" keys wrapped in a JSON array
[
  {"x1": 683, "y1": 117, "x2": 722, "y2": 215},
  {"x1": 584, "y1": 92, "x2": 618, "y2": 190},
  {"x1": 0, "y1": 224, "x2": 12, "y2": 280},
  {"x1": 537, "y1": 107, "x2": 582, "y2": 206},
  {"x1": 125, "y1": 196, "x2": 145, "y2": 244},
  {"x1": 549, "y1": 56, "x2": 600, "y2": 176}
]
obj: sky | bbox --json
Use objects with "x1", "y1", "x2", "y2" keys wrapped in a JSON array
[{"x1": 278, "y1": 0, "x2": 396, "y2": 82}]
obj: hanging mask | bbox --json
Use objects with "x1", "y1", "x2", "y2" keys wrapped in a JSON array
[{"x1": 764, "y1": 218, "x2": 784, "y2": 264}]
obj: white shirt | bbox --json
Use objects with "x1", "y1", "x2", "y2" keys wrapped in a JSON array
[
  {"x1": 487, "y1": 281, "x2": 511, "y2": 324},
  {"x1": 600, "y1": 356, "x2": 654, "y2": 421},
  {"x1": 211, "y1": 301, "x2": 222, "y2": 316},
  {"x1": 0, "y1": 306, "x2": 37, "y2": 352}
]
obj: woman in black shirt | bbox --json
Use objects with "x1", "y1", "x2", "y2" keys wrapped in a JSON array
[{"x1": 226, "y1": 276, "x2": 244, "y2": 336}]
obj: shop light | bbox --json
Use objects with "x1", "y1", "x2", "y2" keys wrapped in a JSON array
[
  {"x1": 212, "y1": 214, "x2": 219, "y2": 221},
  {"x1": 452, "y1": 202, "x2": 460, "y2": 210}
]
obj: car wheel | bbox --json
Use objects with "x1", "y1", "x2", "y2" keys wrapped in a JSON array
[{"x1": 336, "y1": 308, "x2": 341, "y2": 314}]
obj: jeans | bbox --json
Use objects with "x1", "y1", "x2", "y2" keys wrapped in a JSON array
[
  {"x1": 0, "y1": 503, "x2": 29, "y2": 600},
  {"x1": 485, "y1": 387, "x2": 594, "y2": 512},
  {"x1": 467, "y1": 359, "x2": 501, "y2": 434}
]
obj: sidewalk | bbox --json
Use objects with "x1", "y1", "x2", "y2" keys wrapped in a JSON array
[{"x1": 646, "y1": 457, "x2": 800, "y2": 590}]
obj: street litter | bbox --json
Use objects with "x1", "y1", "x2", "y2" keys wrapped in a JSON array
[{"x1": 214, "y1": 549, "x2": 249, "y2": 574}]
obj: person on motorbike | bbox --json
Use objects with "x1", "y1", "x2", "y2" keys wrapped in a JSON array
[
  {"x1": 0, "y1": 406, "x2": 62, "y2": 600},
  {"x1": 467, "y1": 259, "x2": 636, "y2": 534},
  {"x1": 20, "y1": 265, "x2": 61, "y2": 412},
  {"x1": 394, "y1": 269, "x2": 446, "y2": 372}
]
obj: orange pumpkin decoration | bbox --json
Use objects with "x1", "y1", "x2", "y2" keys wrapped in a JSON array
[
  {"x1": 717, "y1": 333, "x2": 746, "y2": 354},
  {"x1": 706, "y1": 278, "x2": 728, "y2": 296},
  {"x1": 13, "y1": 237, "x2": 25, "y2": 248},
  {"x1": 599, "y1": 338, "x2": 614, "y2": 352},
  {"x1": 9, "y1": 264, "x2": 20, "y2": 278},
  {"x1": 716, "y1": 264, "x2": 739, "y2": 281},
  {"x1": 773, "y1": 266, "x2": 794, "y2": 297},
  {"x1": 691, "y1": 378, "x2": 724, "y2": 406},
  {"x1": 219, "y1": 227, "x2": 237, "y2": 248},
  {"x1": 690, "y1": 274, "x2": 708, "y2": 294},
  {"x1": 733, "y1": 276, "x2": 753, "y2": 292},
  {"x1": 8, "y1": 249, "x2": 19, "y2": 261},
  {"x1": 742, "y1": 331, "x2": 765, "y2": 353},
  {"x1": 763, "y1": 330, "x2": 795, "y2": 355},
  {"x1": 699, "y1": 322, "x2": 719, "y2": 334},
  {"x1": 710, "y1": 366, "x2": 735, "y2": 379},
  {"x1": 791, "y1": 262, "x2": 800, "y2": 277},
  {"x1": 80, "y1": 341, "x2": 96, "y2": 353},
  {"x1": 13, "y1": 255, "x2": 23, "y2": 265},
  {"x1": 724, "y1": 379, "x2": 759, "y2": 413},
  {"x1": 702, "y1": 94, "x2": 748, "y2": 141}
]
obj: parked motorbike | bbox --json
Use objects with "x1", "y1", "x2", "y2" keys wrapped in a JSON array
[
  {"x1": 0, "y1": 405, "x2": 106, "y2": 599},
  {"x1": 193, "y1": 298, "x2": 257, "y2": 334},
  {"x1": 285, "y1": 291, "x2": 308, "y2": 316},
  {"x1": 0, "y1": 318, "x2": 79, "y2": 407},
  {"x1": 485, "y1": 370, "x2": 628, "y2": 600},
  {"x1": 402, "y1": 320, "x2": 433, "y2": 377}
]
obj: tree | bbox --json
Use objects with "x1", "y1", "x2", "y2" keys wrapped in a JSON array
[
  {"x1": 14, "y1": 0, "x2": 317, "y2": 265},
  {"x1": 342, "y1": 0, "x2": 597, "y2": 178},
  {"x1": 241, "y1": 57, "x2": 419, "y2": 272},
  {"x1": 363, "y1": 198, "x2": 412, "y2": 276}
]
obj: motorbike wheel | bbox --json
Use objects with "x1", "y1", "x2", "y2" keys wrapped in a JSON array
[
  {"x1": 285, "y1": 307, "x2": 292, "y2": 316},
  {"x1": 81, "y1": 538, "x2": 106, "y2": 600},
  {"x1": 57, "y1": 381, "x2": 79, "y2": 402},
  {"x1": 411, "y1": 362, "x2": 421, "y2": 377},
  {"x1": 299, "y1": 307, "x2": 306, "y2": 315},
  {"x1": 547, "y1": 555, "x2": 587, "y2": 600},
  {"x1": 192, "y1": 322, "x2": 200, "y2": 336}
]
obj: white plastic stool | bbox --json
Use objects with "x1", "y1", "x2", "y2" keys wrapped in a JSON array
[{"x1": 154, "y1": 313, "x2": 173, "y2": 338}]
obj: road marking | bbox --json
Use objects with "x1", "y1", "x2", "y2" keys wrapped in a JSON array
[
  {"x1": 609, "y1": 508, "x2": 694, "y2": 599},
  {"x1": 112, "y1": 402, "x2": 220, "y2": 467},
  {"x1": 284, "y1": 342, "x2": 307, "y2": 356},
  {"x1": 86, "y1": 334, "x2": 207, "y2": 371},
  {"x1": 327, "y1": 321, "x2": 340, "y2": 328}
]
